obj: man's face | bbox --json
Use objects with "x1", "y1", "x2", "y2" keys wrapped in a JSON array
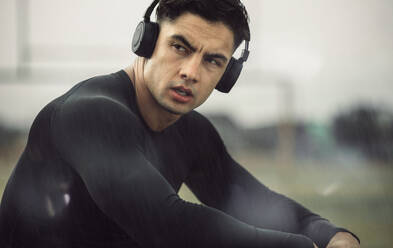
[{"x1": 143, "y1": 12, "x2": 234, "y2": 115}]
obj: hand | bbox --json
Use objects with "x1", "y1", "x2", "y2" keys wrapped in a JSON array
[
  {"x1": 326, "y1": 232, "x2": 360, "y2": 248},
  {"x1": 314, "y1": 242, "x2": 318, "y2": 248}
]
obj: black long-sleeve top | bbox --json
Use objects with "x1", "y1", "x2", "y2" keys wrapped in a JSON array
[{"x1": 0, "y1": 70, "x2": 356, "y2": 248}]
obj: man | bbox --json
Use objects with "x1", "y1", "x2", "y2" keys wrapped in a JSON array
[{"x1": 0, "y1": 0, "x2": 360, "y2": 247}]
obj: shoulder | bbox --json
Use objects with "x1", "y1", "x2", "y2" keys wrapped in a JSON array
[
  {"x1": 52, "y1": 71, "x2": 138, "y2": 127},
  {"x1": 61, "y1": 70, "x2": 134, "y2": 110},
  {"x1": 182, "y1": 111, "x2": 214, "y2": 129},
  {"x1": 179, "y1": 113, "x2": 229, "y2": 169},
  {"x1": 181, "y1": 111, "x2": 216, "y2": 134},
  {"x1": 42, "y1": 72, "x2": 144, "y2": 147},
  {"x1": 24, "y1": 71, "x2": 141, "y2": 158},
  {"x1": 180, "y1": 111, "x2": 224, "y2": 147}
]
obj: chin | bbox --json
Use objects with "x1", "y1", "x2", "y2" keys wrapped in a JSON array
[
  {"x1": 162, "y1": 103, "x2": 191, "y2": 116},
  {"x1": 166, "y1": 108, "x2": 185, "y2": 115}
]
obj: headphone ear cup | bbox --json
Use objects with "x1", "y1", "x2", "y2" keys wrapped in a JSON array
[
  {"x1": 215, "y1": 58, "x2": 243, "y2": 93},
  {"x1": 132, "y1": 21, "x2": 159, "y2": 58}
]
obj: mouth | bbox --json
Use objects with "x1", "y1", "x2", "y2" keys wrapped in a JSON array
[
  {"x1": 170, "y1": 86, "x2": 193, "y2": 103},
  {"x1": 172, "y1": 86, "x2": 193, "y2": 97}
]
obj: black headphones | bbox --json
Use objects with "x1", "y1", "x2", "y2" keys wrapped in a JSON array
[{"x1": 132, "y1": 0, "x2": 250, "y2": 93}]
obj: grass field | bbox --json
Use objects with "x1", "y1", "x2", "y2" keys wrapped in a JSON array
[{"x1": 1, "y1": 144, "x2": 392, "y2": 247}]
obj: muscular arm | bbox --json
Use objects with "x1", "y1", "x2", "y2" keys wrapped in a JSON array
[
  {"x1": 51, "y1": 96, "x2": 314, "y2": 247},
  {"x1": 184, "y1": 113, "x2": 359, "y2": 248}
]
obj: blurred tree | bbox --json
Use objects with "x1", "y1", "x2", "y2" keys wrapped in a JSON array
[{"x1": 332, "y1": 105, "x2": 393, "y2": 163}]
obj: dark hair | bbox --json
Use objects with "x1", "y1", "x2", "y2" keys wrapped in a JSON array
[{"x1": 156, "y1": 0, "x2": 250, "y2": 49}]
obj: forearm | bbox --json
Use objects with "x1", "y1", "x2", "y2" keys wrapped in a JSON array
[
  {"x1": 187, "y1": 157, "x2": 356, "y2": 247},
  {"x1": 160, "y1": 195, "x2": 315, "y2": 248},
  {"x1": 230, "y1": 180, "x2": 359, "y2": 247}
]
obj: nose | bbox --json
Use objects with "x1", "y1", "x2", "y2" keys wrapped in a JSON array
[{"x1": 179, "y1": 56, "x2": 201, "y2": 84}]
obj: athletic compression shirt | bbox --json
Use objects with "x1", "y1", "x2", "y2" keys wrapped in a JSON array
[{"x1": 0, "y1": 70, "x2": 357, "y2": 248}]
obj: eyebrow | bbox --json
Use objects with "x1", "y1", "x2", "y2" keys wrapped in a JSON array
[
  {"x1": 171, "y1": 34, "x2": 229, "y2": 63},
  {"x1": 204, "y1": 53, "x2": 228, "y2": 64},
  {"x1": 171, "y1": 34, "x2": 196, "y2": 52}
]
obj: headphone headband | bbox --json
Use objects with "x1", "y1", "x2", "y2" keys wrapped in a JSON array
[{"x1": 144, "y1": 0, "x2": 159, "y2": 21}]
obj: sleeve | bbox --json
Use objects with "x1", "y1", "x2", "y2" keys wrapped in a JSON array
[
  {"x1": 184, "y1": 114, "x2": 359, "y2": 248},
  {"x1": 51, "y1": 96, "x2": 314, "y2": 248}
]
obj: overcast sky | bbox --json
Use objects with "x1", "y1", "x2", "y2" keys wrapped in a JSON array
[{"x1": 0, "y1": 0, "x2": 392, "y2": 128}]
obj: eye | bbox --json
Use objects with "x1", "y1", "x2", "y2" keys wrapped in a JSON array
[
  {"x1": 205, "y1": 58, "x2": 222, "y2": 67},
  {"x1": 171, "y1": 43, "x2": 187, "y2": 54}
]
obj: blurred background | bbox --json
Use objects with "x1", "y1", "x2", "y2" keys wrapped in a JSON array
[{"x1": 0, "y1": 0, "x2": 392, "y2": 246}]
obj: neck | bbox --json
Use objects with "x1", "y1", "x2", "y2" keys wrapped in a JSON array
[{"x1": 124, "y1": 59, "x2": 181, "y2": 132}]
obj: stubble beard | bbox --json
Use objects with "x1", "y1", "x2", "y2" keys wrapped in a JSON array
[
  {"x1": 159, "y1": 99, "x2": 188, "y2": 115},
  {"x1": 149, "y1": 86, "x2": 191, "y2": 116}
]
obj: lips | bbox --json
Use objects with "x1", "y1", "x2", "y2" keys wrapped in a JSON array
[
  {"x1": 172, "y1": 86, "x2": 193, "y2": 96},
  {"x1": 170, "y1": 86, "x2": 193, "y2": 103}
]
